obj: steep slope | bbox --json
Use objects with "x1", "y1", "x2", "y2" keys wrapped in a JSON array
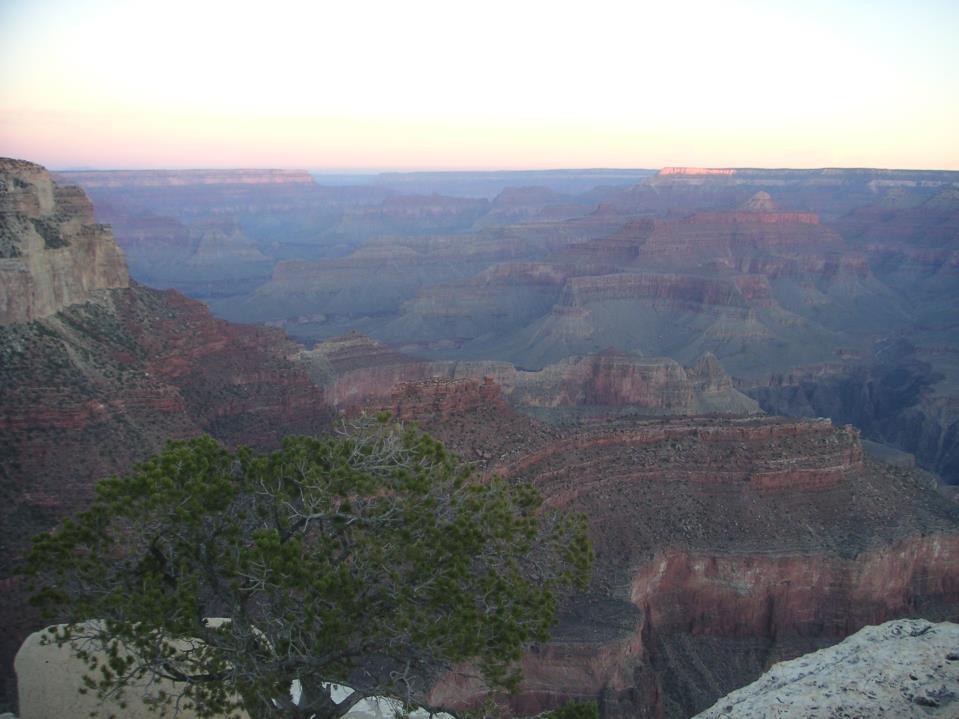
[
  {"x1": 0, "y1": 160, "x2": 332, "y2": 709},
  {"x1": 403, "y1": 398, "x2": 959, "y2": 719},
  {"x1": 1, "y1": 159, "x2": 128, "y2": 323}
]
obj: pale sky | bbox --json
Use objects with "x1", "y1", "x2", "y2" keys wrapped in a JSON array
[{"x1": 1, "y1": 0, "x2": 956, "y2": 170}]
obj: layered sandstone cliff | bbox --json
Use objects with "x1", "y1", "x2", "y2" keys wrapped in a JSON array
[
  {"x1": 0, "y1": 158, "x2": 129, "y2": 324},
  {"x1": 297, "y1": 334, "x2": 759, "y2": 418},
  {"x1": 403, "y1": 402, "x2": 959, "y2": 719}
]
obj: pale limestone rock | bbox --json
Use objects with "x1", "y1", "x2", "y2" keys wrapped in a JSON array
[
  {"x1": 15, "y1": 625, "x2": 449, "y2": 719},
  {"x1": 0, "y1": 158, "x2": 128, "y2": 325},
  {"x1": 15, "y1": 622, "x2": 250, "y2": 719},
  {"x1": 695, "y1": 618, "x2": 959, "y2": 718}
]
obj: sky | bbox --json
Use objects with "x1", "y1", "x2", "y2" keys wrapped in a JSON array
[{"x1": 1, "y1": 0, "x2": 957, "y2": 171}]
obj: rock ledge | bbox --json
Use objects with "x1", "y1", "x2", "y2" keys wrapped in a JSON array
[{"x1": 695, "y1": 618, "x2": 959, "y2": 718}]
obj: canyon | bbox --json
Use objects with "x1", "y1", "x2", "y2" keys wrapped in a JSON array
[
  {"x1": 396, "y1": 388, "x2": 959, "y2": 718},
  {"x1": 0, "y1": 160, "x2": 332, "y2": 707},
  {"x1": 3, "y1": 159, "x2": 959, "y2": 719}
]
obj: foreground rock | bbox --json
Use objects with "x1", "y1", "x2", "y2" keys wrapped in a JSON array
[
  {"x1": 15, "y1": 623, "x2": 251, "y2": 719},
  {"x1": 695, "y1": 618, "x2": 959, "y2": 718},
  {"x1": 15, "y1": 623, "x2": 449, "y2": 719}
]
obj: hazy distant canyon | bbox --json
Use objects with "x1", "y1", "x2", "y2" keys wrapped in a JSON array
[{"x1": 54, "y1": 164, "x2": 959, "y2": 485}]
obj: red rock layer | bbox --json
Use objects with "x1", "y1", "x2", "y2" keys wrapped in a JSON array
[
  {"x1": 630, "y1": 536, "x2": 959, "y2": 639},
  {"x1": 382, "y1": 377, "x2": 506, "y2": 421},
  {"x1": 301, "y1": 334, "x2": 757, "y2": 417},
  {"x1": 418, "y1": 409, "x2": 959, "y2": 719},
  {"x1": 497, "y1": 418, "x2": 862, "y2": 496}
]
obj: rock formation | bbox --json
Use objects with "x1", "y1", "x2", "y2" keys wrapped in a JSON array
[
  {"x1": 297, "y1": 334, "x2": 759, "y2": 418},
  {"x1": 473, "y1": 186, "x2": 590, "y2": 227},
  {"x1": 54, "y1": 167, "x2": 392, "y2": 298},
  {"x1": 15, "y1": 623, "x2": 252, "y2": 719},
  {"x1": 413, "y1": 406, "x2": 959, "y2": 719},
  {"x1": 0, "y1": 161, "x2": 332, "y2": 708},
  {"x1": 694, "y1": 619, "x2": 959, "y2": 718},
  {"x1": 1, "y1": 158, "x2": 129, "y2": 324},
  {"x1": 616, "y1": 166, "x2": 959, "y2": 219},
  {"x1": 6, "y1": 159, "x2": 959, "y2": 718}
]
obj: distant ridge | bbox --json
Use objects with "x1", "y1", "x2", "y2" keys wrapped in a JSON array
[
  {"x1": 52, "y1": 168, "x2": 314, "y2": 188},
  {"x1": 656, "y1": 166, "x2": 959, "y2": 179}
]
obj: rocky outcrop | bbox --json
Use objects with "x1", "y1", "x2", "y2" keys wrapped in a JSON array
[
  {"x1": 15, "y1": 623, "x2": 252, "y2": 719},
  {"x1": 694, "y1": 619, "x2": 959, "y2": 718},
  {"x1": 637, "y1": 203, "x2": 840, "y2": 268},
  {"x1": 0, "y1": 158, "x2": 128, "y2": 324},
  {"x1": 498, "y1": 417, "x2": 864, "y2": 497},
  {"x1": 299, "y1": 334, "x2": 758, "y2": 418},
  {"x1": 385, "y1": 377, "x2": 507, "y2": 421},
  {"x1": 0, "y1": 161, "x2": 334, "y2": 709},
  {"x1": 185, "y1": 218, "x2": 271, "y2": 266},
  {"x1": 737, "y1": 190, "x2": 775, "y2": 212}
]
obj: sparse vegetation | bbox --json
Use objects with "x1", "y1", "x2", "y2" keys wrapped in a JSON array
[{"x1": 27, "y1": 416, "x2": 592, "y2": 719}]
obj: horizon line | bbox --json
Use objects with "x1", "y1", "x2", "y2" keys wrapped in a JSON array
[{"x1": 40, "y1": 164, "x2": 959, "y2": 175}]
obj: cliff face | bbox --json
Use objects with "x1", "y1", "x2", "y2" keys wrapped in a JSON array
[
  {"x1": 749, "y1": 345, "x2": 959, "y2": 485},
  {"x1": 638, "y1": 209, "x2": 842, "y2": 267},
  {"x1": 297, "y1": 334, "x2": 758, "y2": 418},
  {"x1": 561, "y1": 273, "x2": 767, "y2": 310},
  {"x1": 406, "y1": 403, "x2": 959, "y2": 719},
  {"x1": 0, "y1": 161, "x2": 333, "y2": 709},
  {"x1": 314, "y1": 357, "x2": 956, "y2": 718},
  {"x1": 0, "y1": 158, "x2": 129, "y2": 324}
]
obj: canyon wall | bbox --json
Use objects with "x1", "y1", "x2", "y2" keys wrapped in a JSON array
[
  {"x1": 297, "y1": 334, "x2": 759, "y2": 418},
  {"x1": 1, "y1": 159, "x2": 129, "y2": 324},
  {"x1": 404, "y1": 399, "x2": 959, "y2": 719},
  {"x1": 0, "y1": 161, "x2": 333, "y2": 709}
]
